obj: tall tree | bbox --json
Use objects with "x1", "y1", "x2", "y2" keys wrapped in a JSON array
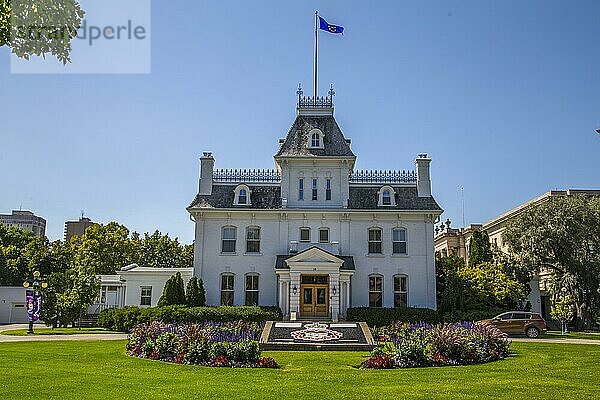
[
  {"x1": 186, "y1": 276, "x2": 201, "y2": 307},
  {"x1": 158, "y1": 272, "x2": 186, "y2": 307},
  {"x1": 503, "y1": 195, "x2": 600, "y2": 330},
  {"x1": 468, "y1": 230, "x2": 492, "y2": 266},
  {"x1": 135, "y1": 230, "x2": 193, "y2": 269},
  {"x1": 0, "y1": 0, "x2": 85, "y2": 64},
  {"x1": 70, "y1": 222, "x2": 135, "y2": 274}
]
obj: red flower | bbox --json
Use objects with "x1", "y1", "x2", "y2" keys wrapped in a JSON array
[{"x1": 211, "y1": 355, "x2": 229, "y2": 367}]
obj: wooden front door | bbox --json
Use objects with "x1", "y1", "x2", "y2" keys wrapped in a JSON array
[{"x1": 300, "y1": 284, "x2": 329, "y2": 317}]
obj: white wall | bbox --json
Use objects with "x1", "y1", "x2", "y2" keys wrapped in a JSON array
[
  {"x1": 193, "y1": 210, "x2": 437, "y2": 309},
  {"x1": 0, "y1": 287, "x2": 29, "y2": 324}
]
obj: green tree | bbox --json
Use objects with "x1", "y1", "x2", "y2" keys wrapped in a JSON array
[
  {"x1": 70, "y1": 222, "x2": 135, "y2": 274},
  {"x1": 158, "y1": 272, "x2": 186, "y2": 307},
  {"x1": 197, "y1": 278, "x2": 206, "y2": 307},
  {"x1": 135, "y1": 230, "x2": 193, "y2": 269},
  {"x1": 550, "y1": 294, "x2": 574, "y2": 335},
  {"x1": 185, "y1": 276, "x2": 202, "y2": 307},
  {"x1": 503, "y1": 195, "x2": 600, "y2": 330},
  {"x1": 468, "y1": 230, "x2": 492, "y2": 266},
  {"x1": 0, "y1": 0, "x2": 85, "y2": 64}
]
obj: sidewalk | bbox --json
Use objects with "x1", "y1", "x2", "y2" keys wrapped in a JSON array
[
  {"x1": 0, "y1": 324, "x2": 126, "y2": 343},
  {"x1": 512, "y1": 337, "x2": 600, "y2": 345}
]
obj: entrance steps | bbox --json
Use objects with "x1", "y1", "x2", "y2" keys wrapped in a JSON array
[{"x1": 260, "y1": 321, "x2": 375, "y2": 351}]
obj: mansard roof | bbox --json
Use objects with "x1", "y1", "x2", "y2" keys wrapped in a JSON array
[
  {"x1": 188, "y1": 185, "x2": 441, "y2": 212},
  {"x1": 348, "y1": 187, "x2": 442, "y2": 211},
  {"x1": 188, "y1": 185, "x2": 281, "y2": 209},
  {"x1": 275, "y1": 115, "x2": 355, "y2": 158}
]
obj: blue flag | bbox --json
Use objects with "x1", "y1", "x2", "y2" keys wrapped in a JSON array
[{"x1": 318, "y1": 16, "x2": 344, "y2": 35}]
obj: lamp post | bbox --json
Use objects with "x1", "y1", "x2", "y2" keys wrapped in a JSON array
[{"x1": 23, "y1": 271, "x2": 47, "y2": 334}]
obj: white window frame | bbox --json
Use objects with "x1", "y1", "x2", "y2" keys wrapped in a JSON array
[
  {"x1": 307, "y1": 128, "x2": 324, "y2": 149},
  {"x1": 312, "y1": 178, "x2": 318, "y2": 201},
  {"x1": 300, "y1": 227, "x2": 310, "y2": 242},
  {"x1": 325, "y1": 178, "x2": 332, "y2": 201},
  {"x1": 245, "y1": 226, "x2": 261, "y2": 254},
  {"x1": 245, "y1": 273, "x2": 259, "y2": 306},
  {"x1": 140, "y1": 286, "x2": 152, "y2": 306},
  {"x1": 298, "y1": 178, "x2": 304, "y2": 201},
  {"x1": 221, "y1": 274, "x2": 235, "y2": 306},
  {"x1": 377, "y1": 185, "x2": 396, "y2": 207},
  {"x1": 393, "y1": 275, "x2": 408, "y2": 308},
  {"x1": 221, "y1": 226, "x2": 237, "y2": 253},
  {"x1": 233, "y1": 184, "x2": 252, "y2": 206},
  {"x1": 369, "y1": 275, "x2": 383, "y2": 307},
  {"x1": 318, "y1": 228, "x2": 329, "y2": 243},
  {"x1": 368, "y1": 227, "x2": 383, "y2": 254},
  {"x1": 392, "y1": 227, "x2": 408, "y2": 255}
]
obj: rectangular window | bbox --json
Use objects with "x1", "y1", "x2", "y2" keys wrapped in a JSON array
[
  {"x1": 393, "y1": 228, "x2": 407, "y2": 254},
  {"x1": 326, "y1": 179, "x2": 331, "y2": 201},
  {"x1": 368, "y1": 228, "x2": 382, "y2": 254},
  {"x1": 245, "y1": 275, "x2": 259, "y2": 306},
  {"x1": 369, "y1": 276, "x2": 383, "y2": 307},
  {"x1": 394, "y1": 276, "x2": 408, "y2": 308},
  {"x1": 221, "y1": 275, "x2": 234, "y2": 306},
  {"x1": 319, "y1": 228, "x2": 329, "y2": 243},
  {"x1": 312, "y1": 179, "x2": 318, "y2": 200},
  {"x1": 246, "y1": 227, "x2": 260, "y2": 253},
  {"x1": 298, "y1": 178, "x2": 304, "y2": 200},
  {"x1": 300, "y1": 227, "x2": 310, "y2": 242},
  {"x1": 221, "y1": 226, "x2": 237, "y2": 253},
  {"x1": 140, "y1": 286, "x2": 152, "y2": 306}
]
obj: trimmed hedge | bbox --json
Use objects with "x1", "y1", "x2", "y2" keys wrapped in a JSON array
[
  {"x1": 347, "y1": 307, "x2": 440, "y2": 327},
  {"x1": 97, "y1": 305, "x2": 283, "y2": 332}
]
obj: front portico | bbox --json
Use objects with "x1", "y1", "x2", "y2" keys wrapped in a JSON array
[{"x1": 275, "y1": 247, "x2": 354, "y2": 321}]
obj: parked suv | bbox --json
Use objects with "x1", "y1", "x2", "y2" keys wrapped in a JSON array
[{"x1": 484, "y1": 312, "x2": 547, "y2": 338}]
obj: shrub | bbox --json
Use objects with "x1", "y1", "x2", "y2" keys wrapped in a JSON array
[
  {"x1": 98, "y1": 305, "x2": 283, "y2": 332},
  {"x1": 127, "y1": 321, "x2": 276, "y2": 368},
  {"x1": 346, "y1": 307, "x2": 440, "y2": 327},
  {"x1": 362, "y1": 321, "x2": 510, "y2": 369}
]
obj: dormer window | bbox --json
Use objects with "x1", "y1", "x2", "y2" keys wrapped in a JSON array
[
  {"x1": 234, "y1": 184, "x2": 251, "y2": 206},
  {"x1": 377, "y1": 185, "x2": 396, "y2": 207},
  {"x1": 307, "y1": 128, "x2": 324, "y2": 149}
]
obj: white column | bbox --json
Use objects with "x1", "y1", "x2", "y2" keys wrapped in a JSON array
[{"x1": 289, "y1": 272, "x2": 301, "y2": 318}]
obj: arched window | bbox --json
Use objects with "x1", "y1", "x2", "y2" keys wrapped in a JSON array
[
  {"x1": 245, "y1": 273, "x2": 259, "y2": 306},
  {"x1": 221, "y1": 226, "x2": 237, "y2": 253},
  {"x1": 369, "y1": 275, "x2": 383, "y2": 307},
  {"x1": 234, "y1": 184, "x2": 251, "y2": 206},
  {"x1": 377, "y1": 186, "x2": 396, "y2": 206},
  {"x1": 393, "y1": 275, "x2": 408, "y2": 308},
  {"x1": 221, "y1": 273, "x2": 234, "y2": 306},
  {"x1": 307, "y1": 129, "x2": 324, "y2": 149},
  {"x1": 392, "y1": 228, "x2": 407, "y2": 254},
  {"x1": 246, "y1": 226, "x2": 261, "y2": 253},
  {"x1": 368, "y1": 228, "x2": 382, "y2": 254}
]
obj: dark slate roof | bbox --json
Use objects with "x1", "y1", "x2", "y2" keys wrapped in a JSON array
[
  {"x1": 275, "y1": 115, "x2": 355, "y2": 158},
  {"x1": 348, "y1": 187, "x2": 443, "y2": 211},
  {"x1": 275, "y1": 254, "x2": 355, "y2": 271},
  {"x1": 188, "y1": 185, "x2": 281, "y2": 209}
]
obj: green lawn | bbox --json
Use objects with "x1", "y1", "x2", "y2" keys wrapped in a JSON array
[
  {"x1": 543, "y1": 331, "x2": 600, "y2": 340},
  {"x1": 0, "y1": 327, "x2": 116, "y2": 336},
  {"x1": 0, "y1": 341, "x2": 598, "y2": 399}
]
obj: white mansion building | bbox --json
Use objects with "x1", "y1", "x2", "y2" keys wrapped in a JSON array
[{"x1": 186, "y1": 93, "x2": 443, "y2": 320}]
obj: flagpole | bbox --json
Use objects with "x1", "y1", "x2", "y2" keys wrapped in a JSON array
[{"x1": 314, "y1": 10, "x2": 318, "y2": 99}]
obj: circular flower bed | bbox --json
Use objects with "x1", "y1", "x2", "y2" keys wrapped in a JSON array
[
  {"x1": 362, "y1": 321, "x2": 510, "y2": 369},
  {"x1": 127, "y1": 321, "x2": 278, "y2": 368}
]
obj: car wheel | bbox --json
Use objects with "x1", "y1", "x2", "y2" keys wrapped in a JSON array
[{"x1": 525, "y1": 327, "x2": 540, "y2": 338}]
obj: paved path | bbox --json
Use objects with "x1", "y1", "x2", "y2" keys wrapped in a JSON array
[
  {"x1": 512, "y1": 337, "x2": 600, "y2": 345},
  {"x1": 0, "y1": 324, "x2": 126, "y2": 343}
]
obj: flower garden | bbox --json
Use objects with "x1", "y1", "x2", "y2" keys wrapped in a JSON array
[
  {"x1": 362, "y1": 321, "x2": 510, "y2": 369},
  {"x1": 126, "y1": 321, "x2": 278, "y2": 368}
]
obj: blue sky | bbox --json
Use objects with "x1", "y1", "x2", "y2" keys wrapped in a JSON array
[{"x1": 1, "y1": 0, "x2": 599, "y2": 242}]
